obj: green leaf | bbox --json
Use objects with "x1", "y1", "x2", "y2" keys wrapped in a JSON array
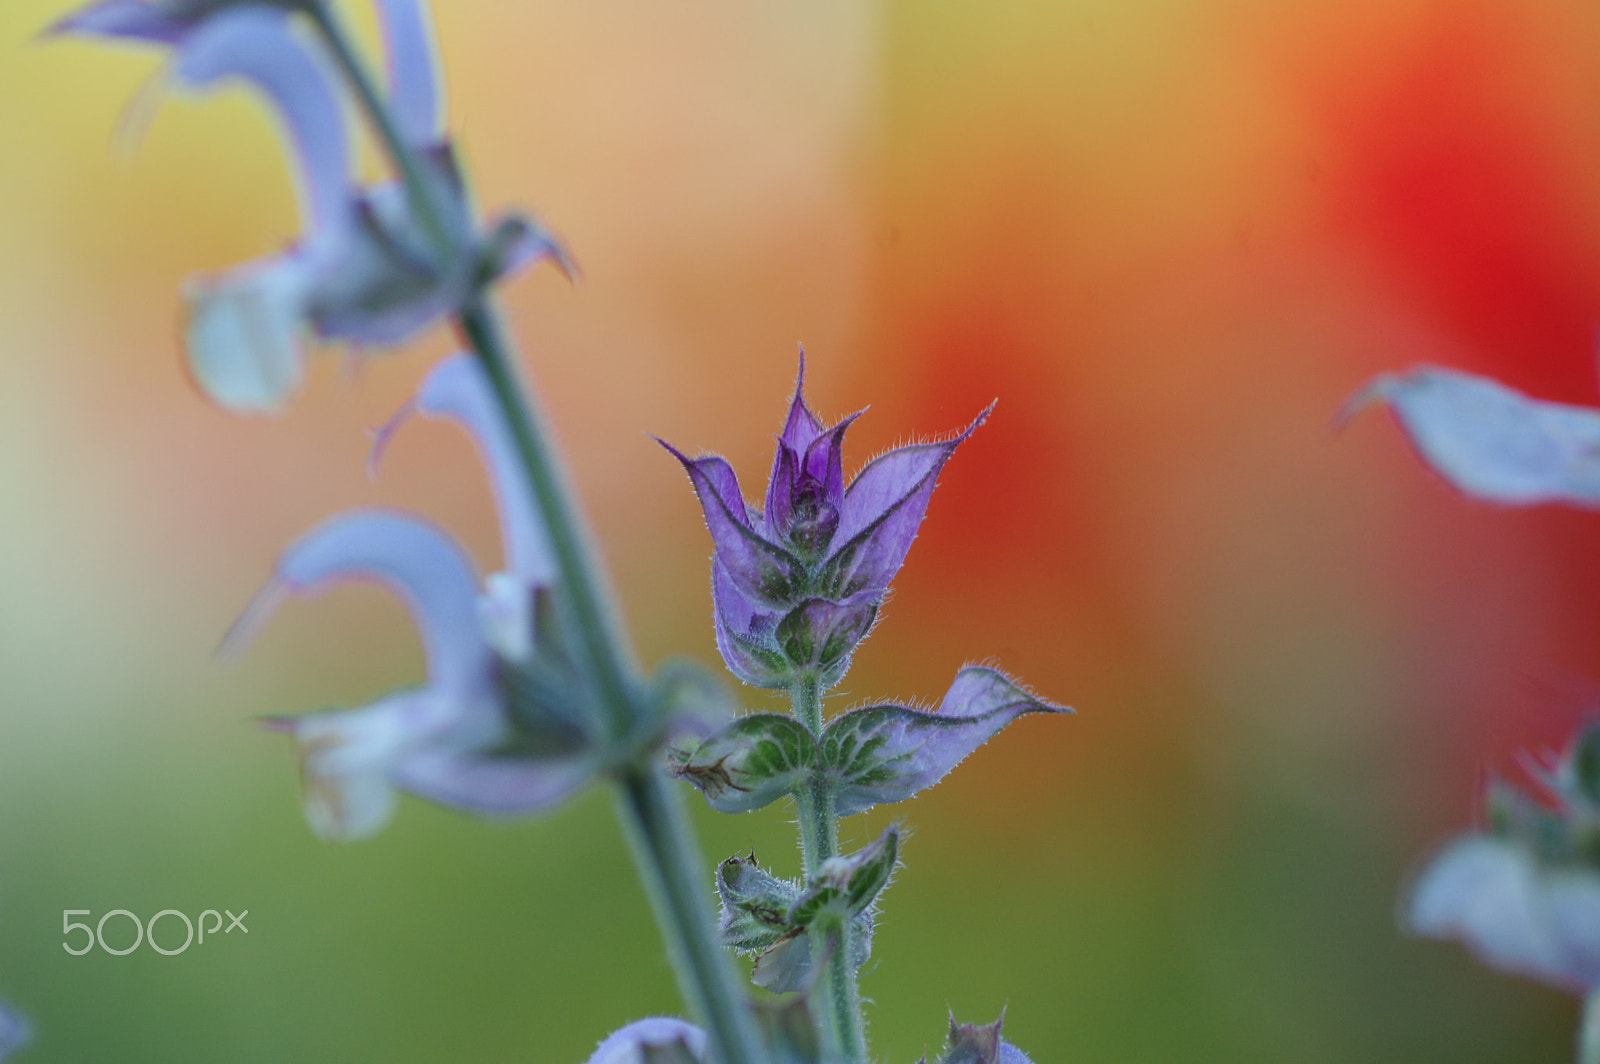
[
  {"x1": 716, "y1": 855, "x2": 803, "y2": 953},
  {"x1": 667, "y1": 714, "x2": 816, "y2": 813},
  {"x1": 820, "y1": 666, "x2": 1071, "y2": 815}
]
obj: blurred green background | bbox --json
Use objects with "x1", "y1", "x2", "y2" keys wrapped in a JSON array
[{"x1": 7, "y1": 0, "x2": 1600, "y2": 1060}]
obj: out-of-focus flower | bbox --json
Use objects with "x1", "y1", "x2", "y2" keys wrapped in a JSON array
[
  {"x1": 661, "y1": 357, "x2": 990, "y2": 689},
  {"x1": 51, "y1": 0, "x2": 568, "y2": 412},
  {"x1": 583, "y1": 1017, "x2": 706, "y2": 1064},
  {"x1": 1349, "y1": 364, "x2": 1600, "y2": 506},
  {"x1": 0, "y1": 1000, "x2": 30, "y2": 1062},
  {"x1": 1407, "y1": 724, "x2": 1600, "y2": 998},
  {"x1": 230, "y1": 356, "x2": 589, "y2": 840}
]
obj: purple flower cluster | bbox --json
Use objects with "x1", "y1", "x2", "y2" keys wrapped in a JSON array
[{"x1": 663, "y1": 358, "x2": 989, "y2": 689}]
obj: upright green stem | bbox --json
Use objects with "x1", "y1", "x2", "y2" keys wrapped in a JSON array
[
  {"x1": 789, "y1": 675, "x2": 866, "y2": 1064},
  {"x1": 306, "y1": 11, "x2": 767, "y2": 1063}
]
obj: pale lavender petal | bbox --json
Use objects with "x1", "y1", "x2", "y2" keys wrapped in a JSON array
[
  {"x1": 414, "y1": 354, "x2": 553, "y2": 585},
  {"x1": 998, "y1": 1044, "x2": 1033, "y2": 1064},
  {"x1": 1358, "y1": 366, "x2": 1600, "y2": 505},
  {"x1": 660, "y1": 441, "x2": 804, "y2": 607},
  {"x1": 46, "y1": 0, "x2": 186, "y2": 42},
  {"x1": 585, "y1": 1018, "x2": 707, "y2": 1064},
  {"x1": 1542, "y1": 872, "x2": 1600, "y2": 987},
  {"x1": 394, "y1": 749, "x2": 592, "y2": 815},
  {"x1": 823, "y1": 404, "x2": 991, "y2": 599},
  {"x1": 239, "y1": 510, "x2": 491, "y2": 696},
  {"x1": 375, "y1": 0, "x2": 442, "y2": 145},
  {"x1": 1407, "y1": 835, "x2": 1581, "y2": 990},
  {"x1": 174, "y1": 6, "x2": 351, "y2": 244},
  {"x1": 181, "y1": 250, "x2": 309, "y2": 413},
  {"x1": 0, "y1": 1000, "x2": 30, "y2": 1062},
  {"x1": 823, "y1": 665, "x2": 1071, "y2": 816}
]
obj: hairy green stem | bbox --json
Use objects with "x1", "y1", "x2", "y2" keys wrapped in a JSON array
[
  {"x1": 789, "y1": 676, "x2": 866, "y2": 1063},
  {"x1": 307, "y1": 12, "x2": 767, "y2": 1063}
]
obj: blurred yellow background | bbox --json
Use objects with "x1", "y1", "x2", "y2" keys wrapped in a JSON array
[{"x1": 6, "y1": 0, "x2": 1600, "y2": 1060}]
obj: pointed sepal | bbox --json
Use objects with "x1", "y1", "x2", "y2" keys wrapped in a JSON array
[
  {"x1": 789, "y1": 824, "x2": 899, "y2": 928},
  {"x1": 667, "y1": 714, "x2": 816, "y2": 813},
  {"x1": 821, "y1": 666, "x2": 1071, "y2": 815},
  {"x1": 937, "y1": 1014, "x2": 1035, "y2": 1064}
]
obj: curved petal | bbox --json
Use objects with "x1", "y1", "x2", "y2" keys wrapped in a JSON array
[
  {"x1": 181, "y1": 251, "x2": 310, "y2": 413},
  {"x1": 46, "y1": 0, "x2": 188, "y2": 43},
  {"x1": 1356, "y1": 366, "x2": 1600, "y2": 506},
  {"x1": 394, "y1": 749, "x2": 592, "y2": 816},
  {"x1": 233, "y1": 510, "x2": 491, "y2": 697},
  {"x1": 585, "y1": 1018, "x2": 707, "y2": 1064},
  {"x1": 1407, "y1": 835, "x2": 1581, "y2": 990},
  {"x1": 375, "y1": 0, "x2": 443, "y2": 145},
  {"x1": 823, "y1": 403, "x2": 991, "y2": 599},
  {"x1": 174, "y1": 6, "x2": 352, "y2": 245},
  {"x1": 414, "y1": 354, "x2": 553, "y2": 585}
]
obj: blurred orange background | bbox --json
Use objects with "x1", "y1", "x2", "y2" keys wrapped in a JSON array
[{"x1": 5, "y1": 0, "x2": 1600, "y2": 1060}]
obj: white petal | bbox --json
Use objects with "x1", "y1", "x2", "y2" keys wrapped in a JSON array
[
  {"x1": 1361, "y1": 366, "x2": 1600, "y2": 505},
  {"x1": 182, "y1": 253, "x2": 309, "y2": 413},
  {"x1": 294, "y1": 697, "x2": 415, "y2": 842},
  {"x1": 1407, "y1": 835, "x2": 1581, "y2": 990},
  {"x1": 416, "y1": 354, "x2": 553, "y2": 585},
  {"x1": 1543, "y1": 872, "x2": 1600, "y2": 987}
]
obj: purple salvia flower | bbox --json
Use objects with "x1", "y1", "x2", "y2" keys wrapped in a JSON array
[
  {"x1": 584, "y1": 1018, "x2": 706, "y2": 1064},
  {"x1": 663, "y1": 355, "x2": 990, "y2": 688},
  {"x1": 226, "y1": 355, "x2": 590, "y2": 839},
  {"x1": 0, "y1": 1000, "x2": 30, "y2": 1062},
  {"x1": 53, "y1": 0, "x2": 569, "y2": 412},
  {"x1": 230, "y1": 508, "x2": 590, "y2": 840},
  {"x1": 1348, "y1": 364, "x2": 1600, "y2": 505}
]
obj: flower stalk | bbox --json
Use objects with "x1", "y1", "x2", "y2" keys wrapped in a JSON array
[
  {"x1": 789, "y1": 674, "x2": 865, "y2": 1063},
  {"x1": 303, "y1": 12, "x2": 767, "y2": 1064}
]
